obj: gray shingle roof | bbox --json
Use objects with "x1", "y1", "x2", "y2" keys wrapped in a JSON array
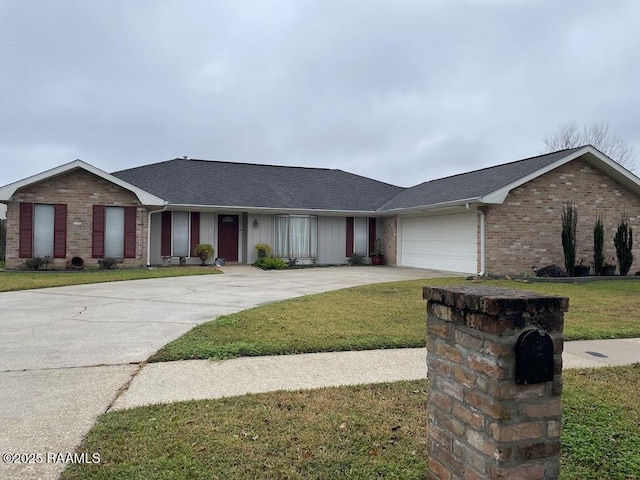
[
  {"x1": 110, "y1": 147, "x2": 587, "y2": 213},
  {"x1": 112, "y1": 159, "x2": 404, "y2": 211},
  {"x1": 377, "y1": 147, "x2": 585, "y2": 211}
]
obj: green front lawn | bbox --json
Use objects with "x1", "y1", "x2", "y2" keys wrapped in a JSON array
[
  {"x1": 562, "y1": 365, "x2": 640, "y2": 477},
  {"x1": 61, "y1": 365, "x2": 640, "y2": 480},
  {"x1": 0, "y1": 266, "x2": 221, "y2": 292},
  {"x1": 150, "y1": 278, "x2": 640, "y2": 362},
  {"x1": 50, "y1": 273, "x2": 640, "y2": 478}
]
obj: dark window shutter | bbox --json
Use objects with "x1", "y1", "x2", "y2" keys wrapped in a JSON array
[
  {"x1": 53, "y1": 204, "x2": 67, "y2": 258},
  {"x1": 346, "y1": 217, "x2": 354, "y2": 257},
  {"x1": 19, "y1": 202, "x2": 34, "y2": 258},
  {"x1": 161, "y1": 211, "x2": 172, "y2": 256},
  {"x1": 123, "y1": 206, "x2": 137, "y2": 258},
  {"x1": 92, "y1": 205, "x2": 105, "y2": 258},
  {"x1": 190, "y1": 212, "x2": 200, "y2": 255},
  {"x1": 368, "y1": 217, "x2": 376, "y2": 253}
]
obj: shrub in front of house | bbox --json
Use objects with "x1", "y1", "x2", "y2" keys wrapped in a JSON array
[
  {"x1": 22, "y1": 257, "x2": 49, "y2": 270},
  {"x1": 535, "y1": 264, "x2": 568, "y2": 277},
  {"x1": 593, "y1": 215, "x2": 605, "y2": 276},
  {"x1": 614, "y1": 213, "x2": 634, "y2": 276},
  {"x1": 98, "y1": 258, "x2": 118, "y2": 270},
  {"x1": 561, "y1": 202, "x2": 578, "y2": 276},
  {"x1": 347, "y1": 252, "x2": 368, "y2": 266},
  {"x1": 254, "y1": 256, "x2": 288, "y2": 270}
]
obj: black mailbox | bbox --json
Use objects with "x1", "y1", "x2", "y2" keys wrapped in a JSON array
[{"x1": 515, "y1": 329, "x2": 554, "y2": 385}]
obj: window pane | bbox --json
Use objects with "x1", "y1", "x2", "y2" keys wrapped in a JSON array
[
  {"x1": 33, "y1": 204, "x2": 54, "y2": 257},
  {"x1": 275, "y1": 216, "x2": 289, "y2": 257},
  {"x1": 289, "y1": 216, "x2": 309, "y2": 258},
  {"x1": 274, "y1": 215, "x2": 317, "y2": 258},
  {"x1": 309, "y1": 216, "x2": 318, "y2": 258},
  {"x1": 173, "y1": 211, "x2": 189, "y2": 256},
  {"x1": 105, "y1": 207, "x2": 124, "y2": 258},
  {"x1": 354, "y1": 217, "x2": 368, "y2": 254}
]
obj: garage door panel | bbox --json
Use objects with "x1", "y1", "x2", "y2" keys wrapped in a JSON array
[{"x1": 401, "y1": 213, "x2": 477, "y2": 273}]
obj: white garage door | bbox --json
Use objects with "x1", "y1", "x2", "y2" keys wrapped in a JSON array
[{"x1": 401, "y1": 212, "x2": 477, "y2": 274}]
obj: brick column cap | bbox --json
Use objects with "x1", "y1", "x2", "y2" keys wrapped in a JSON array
[{"x1": 423, "y1": 285, "x2": 569, "y2": 316}]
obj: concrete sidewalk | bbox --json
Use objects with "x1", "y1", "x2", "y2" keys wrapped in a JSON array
[
  {"x1": 111, "y1": 337, "x2": 640, "y2": 411},
  {"x1": 562, "y1": 337, "x2": 640, "y2": 368}
]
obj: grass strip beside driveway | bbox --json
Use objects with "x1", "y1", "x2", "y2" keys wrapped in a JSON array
[
  {"x1": 0, "y1": 266, "x2": 221, "y2": 292},
  {"x1": 149, "y1": 279, "x2": 440, "y2": 362},
  {"x1": 61, "y1": 365, "x2": 640, "y2": 480},
  {"x1": 150, "y1": 278, "x2": 640, "y2": 362}
]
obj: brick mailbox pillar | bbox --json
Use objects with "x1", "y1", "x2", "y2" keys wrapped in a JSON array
[{"x1": 423, "y1": 286, "x2": 568, "y2": 480}]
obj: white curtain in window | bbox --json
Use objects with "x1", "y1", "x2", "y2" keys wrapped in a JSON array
[
  {"x1": 105, "y1": 207, "x2": 125, "y2": 258},
  {"x1": 289, "y1": 216, "x2": 308, "y2": 258},
  {"x1": 275, "y1": 215, "x2": 318, "y2": 258},
  {"x1": 172, "y1": 211, "x2": 189, "y2": 256},
  {"x1": 275, "y1": 216, "x2": 289, "y2": 257},
  {"x1": 309, "y1": 216, "x2": 318, "y2": 258},
  {"x1": 354, "y1": 217, "x2": 368, "y2": 255},
  {"x1": 33, "y1": 204, "x2": 54, "y2": 257}
]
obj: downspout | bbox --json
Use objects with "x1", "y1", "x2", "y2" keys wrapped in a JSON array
[
  {"x1": 466, "y1": 203, "x2": 486, "y2": 277},
  {"x1": 147, "y1": 204, "x2": 168, "y2": 266}
]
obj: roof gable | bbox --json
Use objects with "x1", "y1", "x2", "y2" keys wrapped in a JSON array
[
  {"x1": 378, "y1": 146, "x2": 640, "y2": 212},
  {"x1": 0, "y1": 159, "x2": 166, "y2": 206}
]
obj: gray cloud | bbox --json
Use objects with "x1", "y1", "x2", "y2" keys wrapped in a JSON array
[{"x1": 1, "y1": 0, "x2": 638, "y2": 190}]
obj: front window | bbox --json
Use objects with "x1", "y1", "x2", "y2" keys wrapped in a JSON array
[
  {"x1": 353, "y1": 217, "x2": 368, "y2": 254},
  {"x1": 275, "y1": 215, "x2": 318, "y2": 258},
  {"x1": 172, "y1": 211, "x2": 190, "y2": 257},
  {"x1": 104, "y1": 207, "x2": 125, "y2": 258},
  {"x1": 33, "y1": 204, "x2": 55, "y2": 257}
]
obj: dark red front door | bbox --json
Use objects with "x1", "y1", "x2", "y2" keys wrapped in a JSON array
[{"x1": 218, "y1": 215, "x2": 239, "y2": 261}]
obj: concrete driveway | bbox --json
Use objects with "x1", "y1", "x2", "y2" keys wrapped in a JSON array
[{"x1": 0, "y1": 266, "x2": 448, "y2": 480}]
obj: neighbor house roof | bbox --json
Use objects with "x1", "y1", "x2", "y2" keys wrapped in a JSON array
[
  {"x1": 377, "y1": 145, "x2": 640, "y2": 212},
  {"x1": 112, "y1": 158, "x2": 404, "y2": 212}
]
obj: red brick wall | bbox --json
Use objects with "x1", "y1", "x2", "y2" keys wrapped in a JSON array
[
  {"x1": 485, "y1": 159, "x2": 640, "y2": 276},
  {"x1": 5, "y1": 169, "x2": 149, "y2": 269}
]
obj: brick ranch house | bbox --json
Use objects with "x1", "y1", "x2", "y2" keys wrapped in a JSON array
[{"x1": 1, "y1": 145, "x2": 639, "y2": 276}]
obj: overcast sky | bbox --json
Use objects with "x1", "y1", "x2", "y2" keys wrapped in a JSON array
[{"x1": 1, "y1": 0, "x2": 638, "y2": 191}]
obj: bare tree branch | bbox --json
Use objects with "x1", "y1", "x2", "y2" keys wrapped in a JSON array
[{"x1": 543, "y1": 120, "x2": 636, "y2": 171}]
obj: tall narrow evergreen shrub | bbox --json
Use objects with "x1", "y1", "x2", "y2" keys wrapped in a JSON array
[
  {"x1": 561, "y1": 203, "x2": 578, "y2": 276},
  {"x1": 614, "y1": 214, "x2": 634, "y2": 276},
  {"x1": 593, "y1": 215, "x2": 604, "y2": 276}
]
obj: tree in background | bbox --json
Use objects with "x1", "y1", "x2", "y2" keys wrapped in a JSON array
[{"x1": 543, "y1": 120, "x2": 636, "y2": 171}]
